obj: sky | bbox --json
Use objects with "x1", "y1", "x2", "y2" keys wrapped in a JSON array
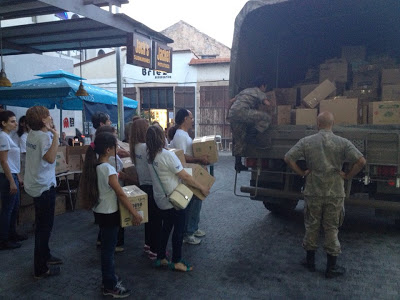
[{"x1": 121, "y1": 0, "x2": 250, "y2": 48}]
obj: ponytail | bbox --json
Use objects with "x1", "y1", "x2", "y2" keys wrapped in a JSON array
[{"x1": 79, "y1": 146, "x2": 99, "y2": 209}]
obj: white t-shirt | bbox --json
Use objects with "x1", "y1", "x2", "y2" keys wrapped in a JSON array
[
  {"x1": 93, "y1": 162, "x2": 118, "y2": 214},
  {"x1": 24, "y1": 130, "x2": 56, "y2": 197},
  {"x1": 169, "y1": 129, "x2": 193, "y2": 156},
  {"x1": 148, "y1": 149, "x2": 183, "y2": 210},
  {"x1": 134, "y1": 143, "x2": 152, "y2": 186},
  {"x1": 109, "y1": 155, "x2": 123, "y2": 173},
  {"x1": 19, "y1": 132, "x2": 28, "y2": 153},
  {"x1": 0, "y1": 131, "x2": 20, "y2": 174}
]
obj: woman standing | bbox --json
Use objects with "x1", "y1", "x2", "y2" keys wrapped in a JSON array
[
  {"x1": 0, "y1": 111, "x2": 25, "y2": 250},
  {"x1": 129, "y1": 118, "x2": 160, "y2": 259},
  {"x1": 169, "y1": 109, "x2": 210, "y2": 245},
  {"x1": 25, "y1": 106, "x2": 62, "y2": 279},
  {"x1": 146, "y1": 125, "x2": 210, "y2": 272}
]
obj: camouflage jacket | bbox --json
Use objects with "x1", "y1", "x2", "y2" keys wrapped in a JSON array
[
  {"x1": 228, "y1": 87, "x2": 266, "y2": 119},
  {"x1": 285, "y1": 129, "x2": 363, "y2": 197}
]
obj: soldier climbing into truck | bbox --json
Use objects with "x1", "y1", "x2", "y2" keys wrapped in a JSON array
[{"x1": 227, "y1": 77, "x2": 273, "y2": 172}]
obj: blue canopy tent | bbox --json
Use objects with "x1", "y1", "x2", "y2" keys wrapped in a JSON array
[{"x1": 0, "y1": 70, "x2": 138, "y2": 134}]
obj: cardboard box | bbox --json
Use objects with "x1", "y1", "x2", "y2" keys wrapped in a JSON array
[
  {"x1": 341, "y1": 46, "x2": 366, "y2": 62},
  {"x1": 119, "y1": 185, "x2": 148, "y2": 227},
  {"x1": 192, "y1": 136, "x2": 218, "y2": 164},
  {"x1": 276, "y1": 105, "x2": 292, "y2": 125},
  {"x1": 382, "y1": 84, "x2": 400, "y2": 101},
  {"x1": 273, "y1": 88, "x2": 297, "y2": 106},
  {"x1": 303, "y1": 79, "x2": 336, "y2": 108},
  {"x1": 344, "y1": 89, "x2": 378, "y2": 103},
  {"x1": 68, "y1": 155, "x2": 81, "y2": 171},
  {"x1": 319, "y1": 98, "x2": 361, "y2": 125},
  {"x1": 168, "y1": 148, "x2": 186, "y2": 165},
  {"x1": 352, "y1": 68, "x2": 380, "y2": 90},
  {"x1": 184, "y1": 163, "x2": 215, "y2": 200},
  {"x1": 117, "y1": 140, "x2": 130, "y2": 152},
  {"x1": 382, "y1": 68, "x2": 400, "y2": 85},
  {"x1": 54, "y1": 195, "x2": 66, "y2": 216},
  {"x1": 361, "y1": 103, "x2": 369, "y2": 124},
  {"x1": 293, "y1": 109, "x2": 318, "y2": 125},
  {"x1": 55, "y1": 151, "x2": 69, "y2": 174},
  {"x1": 368, "y1": 101, "x2": 400, "y2": 125},
  {"x1": 319, "y1": 58, "x2": 349, "y2": 83}
]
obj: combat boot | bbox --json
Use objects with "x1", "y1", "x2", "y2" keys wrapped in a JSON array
[
  {"x1": 235, "y1": 156, "x2": 248, "y2": 172},
  {"x1": 302, "y1": 250, "x2": 316, "y2": 272},
  {"x1": 325, "y1": 254, "x2": 346, "y2": 278}
]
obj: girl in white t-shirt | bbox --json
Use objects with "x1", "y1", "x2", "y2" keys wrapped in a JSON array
[
  {"x1": 80, "y1": 132, "x2": 142, "y2": 298},
  {"x1": 0, "y1": 110, "x2": 24, "y2": 250},
  {"x1": 146, "y1": 125, "x2": 210, "y2": 272}
]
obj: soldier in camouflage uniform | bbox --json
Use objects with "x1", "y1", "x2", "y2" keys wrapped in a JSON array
[
  {"x1": 227, "y1": 78, "x2": 272, "y2": 171},
  {"x1": 284, "y1": 112, "x2": 366, "y2": 278}
]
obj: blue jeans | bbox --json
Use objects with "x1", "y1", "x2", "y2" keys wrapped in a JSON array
[
  {"x1": 158, "y1": 208, "x2": 186, "y2": 263},
  {"x1": 0, "y1": 173, "x2": 19, "y2": 242},
  {"x1": 184, "y1": 195, "x2": 202, "y2": 236},
  {"x1": 100, "y1": 225, "x2": 119, "y2": 290},
  {"x1": 34, "y1": 187, "x2": 55, "y2": 276}
]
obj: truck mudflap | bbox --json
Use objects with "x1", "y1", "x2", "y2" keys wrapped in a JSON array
[{"x1": 240, "y1": 186, "x2": 400, "y2": 212}]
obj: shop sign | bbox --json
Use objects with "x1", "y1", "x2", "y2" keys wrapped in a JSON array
[
  {"x1": 155, "y1": 42, "x2": 172, "y2": 73},
  {"x1": 127, "y1": 33, "x2": 152, "y2": 69}
]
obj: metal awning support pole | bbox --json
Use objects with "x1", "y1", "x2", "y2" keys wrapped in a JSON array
[
  {"x1": 115, "y1": 5, "x2": 124, "y2": 140},
  {"x1": 59, "y1": 99, "x2": 63, "y2": 135}
]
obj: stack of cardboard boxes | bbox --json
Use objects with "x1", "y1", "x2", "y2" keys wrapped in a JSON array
[{"x1": 272, "y1": 46, "x2": 400, "y2": 125}]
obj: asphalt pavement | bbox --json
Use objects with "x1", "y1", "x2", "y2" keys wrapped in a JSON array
[{"x1": 0, "y1": 152, "x2": 399, "y2": 299}]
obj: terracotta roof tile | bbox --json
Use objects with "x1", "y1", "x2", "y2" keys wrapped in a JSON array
[{"x1": 189, "y1": 58, "x2": 230, "y2": 65}]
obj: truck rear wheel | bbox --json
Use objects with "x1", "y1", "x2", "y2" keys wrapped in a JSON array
[{"x1": 263, "y1": 198, "x2": 299, "y2": 214}]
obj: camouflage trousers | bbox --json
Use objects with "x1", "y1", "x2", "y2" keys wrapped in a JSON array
[
  {"x1": 303, "y1": 196, "x2": 345, "y2": 256},
  {"x1": 228, "y1": 109, "x2": 271, "y2": 155}
]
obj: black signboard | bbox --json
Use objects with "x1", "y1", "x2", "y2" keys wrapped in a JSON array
[
  {"x1": 127, "y1": 33, "x2": 152, "y2": 69},
  {"x1": 155, "y1": 42, "x2": 172, "y2": 73}
]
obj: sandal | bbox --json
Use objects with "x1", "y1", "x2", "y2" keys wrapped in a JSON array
[
  {"x1": 154, "y1": 258, "x2": 169, "y2": 268},
  {"x1": 169, "y1": 260, "x2": 193, "y2": 272}
]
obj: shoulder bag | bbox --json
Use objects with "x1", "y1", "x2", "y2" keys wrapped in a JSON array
[{"x1": 152, "y1": 163, "x2": 193, "y2": 210}]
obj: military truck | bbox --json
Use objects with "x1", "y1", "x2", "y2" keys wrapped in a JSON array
[{"x1": 229, "y1": 0, "x2": 400, "y2": 221}]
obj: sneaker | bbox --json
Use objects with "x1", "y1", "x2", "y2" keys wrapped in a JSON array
[
  {"x1": 103, "y1": 281, "x2": 131, "y2": 298},
  {"x1": 34, "y1": 265, "x2": 61, "y2": 279},
  {"x1": 47, "y1": 256, "x2": 63, "y2": 265},
  {"x1": 0, "y1": 240, "x2": 21, "y2": 250},
  {"x1": 183, "y1": 235, "x2": 201, "y2": 245},
  {"x1": 143, "y1": 244, "x2": 150, "y2": 252},
  {"x1": 115, "y1": 246, "x2": 125, "y2": 253},
  {"x1": 147, "y1": 250, "x2": 157, "y2": 260},
  {"x1": 193, "y1": 230, "x2": 206, "y2": 237},
  {"x1": 10, "y1": 233, "x2": 28, "y2": 242}
]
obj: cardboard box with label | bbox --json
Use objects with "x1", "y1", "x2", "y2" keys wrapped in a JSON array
[
  {"x1": 319, "y1": 58, "x2": 349, "y2": 83},
  {"x1": 168, "y1": 148, "x2": 186, "y2": 165},
  {"x1": 276, "y1": 105, "x2": 292, "y2": 125},
  {"x1": 368, "y1": 101, "x2": 400, "y2": 125},
  {"x1": 382, "y1": 68, "x2": 400, "y2": 85},
  {"x1": 55, "y1": 151, "x2": 69, "y2": 174},
  {"x1": 119, "y1": 185, "x2": 148, "y2": 227},
  {"x1": 293, "y1": 109, "x2": 318, "y2": 125},
  {"x1": 303, "y1": 80, "x2": 336, "y2": 108},
  {"x1": 184, "y1": 163, "x2": 215, "y2": 200},
  {"x1": 66, "y1": 145, "x2": 88, "y2": 171},
  {"x1": 382, "y1": 84, "x2": 400, "y2": 101},
  {"x1": 192, "y1": 136, "x2": 218, "y2": 164},
  {"x1": 319, "y1": 98, "x2": 361, "y2": 125}
]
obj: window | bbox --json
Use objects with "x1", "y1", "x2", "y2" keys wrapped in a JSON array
[{"x1": 141, "y1": 87, "x2": 173, "y2": 109}]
